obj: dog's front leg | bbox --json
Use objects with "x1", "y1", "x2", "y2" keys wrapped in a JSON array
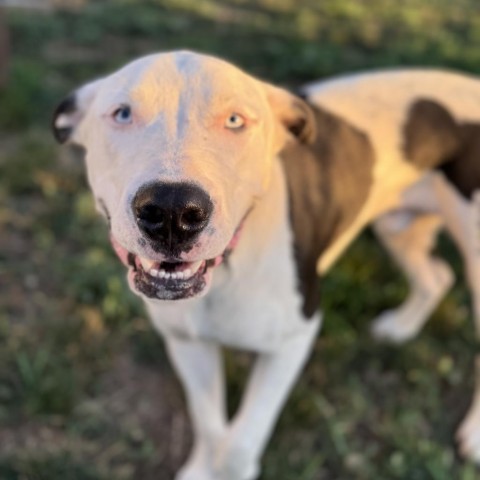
[
  {"x1": 215, "y1": 317, "x2": 321, "y2": 480},
  {"x1": 165, "y1": 336, "x2": 227, "y2": 480}
]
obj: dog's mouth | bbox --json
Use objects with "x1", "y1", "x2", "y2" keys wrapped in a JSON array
[
  {"x1": 114, "y1": 244, "x2": 225, "y2": 301},
  {"x1": 110, "y1": 222, "x2": 245, "y2": 301},
  {"x1": 129, "y1": 254, "x2": 220, "y2": 301}
]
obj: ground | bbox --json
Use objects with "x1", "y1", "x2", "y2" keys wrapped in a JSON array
[{"x1": 1, "y1": 1, "x2": 480, "y2": 479}]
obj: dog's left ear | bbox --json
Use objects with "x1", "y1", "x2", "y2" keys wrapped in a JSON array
[
  {"x1": 52, "y1": 78, "x2": 104, "y2": 145},
  {"x1": 264, "y1": 83, "x2": 316, "y2": 148}
]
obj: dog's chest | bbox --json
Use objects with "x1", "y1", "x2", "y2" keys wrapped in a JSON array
[{"x1": 192, "y1": 229, "x2": 309, "y2": 351}]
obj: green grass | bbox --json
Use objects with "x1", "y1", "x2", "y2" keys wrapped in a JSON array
[{"x1": 1, "y1": 0, "x2": 480, "y2": 478}]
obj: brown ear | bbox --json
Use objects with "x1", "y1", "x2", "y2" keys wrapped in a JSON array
[
  {"x1": 52, "y1": 77, "x2": 104, "y2": 144},
  {"x1": 264, "y1": 83, "x2": 316, "y2": 148}
]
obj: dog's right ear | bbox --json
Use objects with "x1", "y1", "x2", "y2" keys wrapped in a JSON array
[
  {"x1": 262, "y1": 82, "x2": 317, "y2": 153},
  {"x1": 52, "y1": 78, "x2": 104, "y2": 144}
]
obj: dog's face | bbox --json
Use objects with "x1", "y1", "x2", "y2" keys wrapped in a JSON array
[{"x1": 53, "y1": 51, "x2": 314, "y2": 302}]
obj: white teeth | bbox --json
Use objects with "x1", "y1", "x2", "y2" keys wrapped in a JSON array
[
  {"x1": 139, "y1": 256, "x2": 156, "y2": 271},
  {"x1": 190, "y1": 261, "x2": 203, "y2": 275},
  {"x1": 144, "y1": 261, "x2": 204, "y2": 281}
]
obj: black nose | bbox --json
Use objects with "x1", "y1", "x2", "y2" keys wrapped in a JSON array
[{"x1": 133, "y1": 182, "x2": 213, "y2": 252}]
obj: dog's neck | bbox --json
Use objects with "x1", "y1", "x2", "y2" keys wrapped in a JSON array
[
  {"x1": 279, "y1": 103, "x2": 376, "y2": 317},
  {"x1": 211, "y1": 102, "x2": 377, "y2": 319},
  {"x1": 229, "y1": 157, "x2": 293, "y2": 268}
]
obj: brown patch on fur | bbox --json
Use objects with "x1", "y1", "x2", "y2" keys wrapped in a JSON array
[
  {"x1": 440, "y1": 123, "x2": 480, "y2": 198},
  {"x1": 404, "y1": 99, "x2": 462, "y2": 170},
  {"x1": 281, "y1": 103, "x2": 375, "y2": 318},
  {"x1": 404, "y1": 98, "x2": 480, "y2": 198}
]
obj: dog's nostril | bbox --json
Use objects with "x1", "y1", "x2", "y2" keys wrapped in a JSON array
[
  {"x1": 136, "y1": 204, "x2": 166, "y2": 227},
  {"x1": 179, "y1": 205, "x2": 208, "y2": 231}
]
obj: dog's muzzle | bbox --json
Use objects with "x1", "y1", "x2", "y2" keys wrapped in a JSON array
[
  {"x1": 110, "y1": 224, "x2": 244, "y2": 301},
  {"x1": 109, "y1": 182, "x2": 247, "y2": 301}
]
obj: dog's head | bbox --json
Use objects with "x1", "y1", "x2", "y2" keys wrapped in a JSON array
[{"x1": 53, "y1": 51, "x2": 315, "y2": 302}]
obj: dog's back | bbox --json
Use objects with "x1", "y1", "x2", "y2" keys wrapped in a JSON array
[
  {"x1": 306, "y1": 69, "x2": 480, "y2": 183},
  {"x1": 295, "y1": 70, "x2": 480, "y2": 272},
  {"x1": 305, "y1": 69, "x2": 480, "y2": 133}
]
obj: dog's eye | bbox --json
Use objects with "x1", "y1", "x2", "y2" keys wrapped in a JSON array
[
  {"x1": 225, "y1": 113, "x2": 245, "y2": 130},
  {"x1": 112, "y1": 105, "x2": 132, "y2": 124}
]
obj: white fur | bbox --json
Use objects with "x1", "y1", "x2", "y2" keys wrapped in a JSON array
[{"x1": 57, "y1": 54, "x2": 480, "y2": 477}]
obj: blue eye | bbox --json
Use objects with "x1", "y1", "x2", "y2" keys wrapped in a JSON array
[{"x1": 113, "y1": 105, "x2": 132, "y2": 124}]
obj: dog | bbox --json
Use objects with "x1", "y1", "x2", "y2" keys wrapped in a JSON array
[{"x1": 52, "y1": 51, "x2": 480, "y2": 479}]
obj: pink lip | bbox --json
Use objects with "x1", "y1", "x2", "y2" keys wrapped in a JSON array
[
  {"x1": 110, "y1": 235, "x2": 131, "y2": 267},
  {"x1": 108, "y1": 215, "x2": 248, "y2": 300},
  {"x1": 109, "y1": 219, "x2": 246, "y2": 272}
]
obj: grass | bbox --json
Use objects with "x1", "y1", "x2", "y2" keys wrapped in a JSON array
[{"x1": 1, "y1": 0, "x2": 480, "y2": 478}]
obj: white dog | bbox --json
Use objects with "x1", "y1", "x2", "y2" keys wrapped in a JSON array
[{"x1": 53, "y1": 51, "x2": 480, "y2": 479}]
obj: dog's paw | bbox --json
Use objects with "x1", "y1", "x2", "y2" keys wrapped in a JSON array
[
  {"x1": 370, "y1": 309, "x2": 420, "y2": 344},
  {"x1": 175, "y1": 449, "x2": 218, "y2": 480},
  {"x1": 215, "y1": 460, "x2": 259, "y2": 480},
  {"x1": 371, "y1": 259, "x2": 453, "y2": 344},
  {"x1": 457, "y1": 395, "x2": 480, "y2": 463},
  {"x1": 176, "y1": 465, "x2": 217, "y2": 480},
  {"x1": 214, "y1": 439, "x2": 260, "y2": 480}
]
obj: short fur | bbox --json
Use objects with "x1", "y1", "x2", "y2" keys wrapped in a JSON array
[
  {"x1": 53, "y1": 54, "x2": 480, "y2": 478},
  {"x1": 281, "y1": 104, "x2": 375, "y2": 318},
  {"x1": 404, "y1": 98, "x2": 480, "y2": 198}
]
